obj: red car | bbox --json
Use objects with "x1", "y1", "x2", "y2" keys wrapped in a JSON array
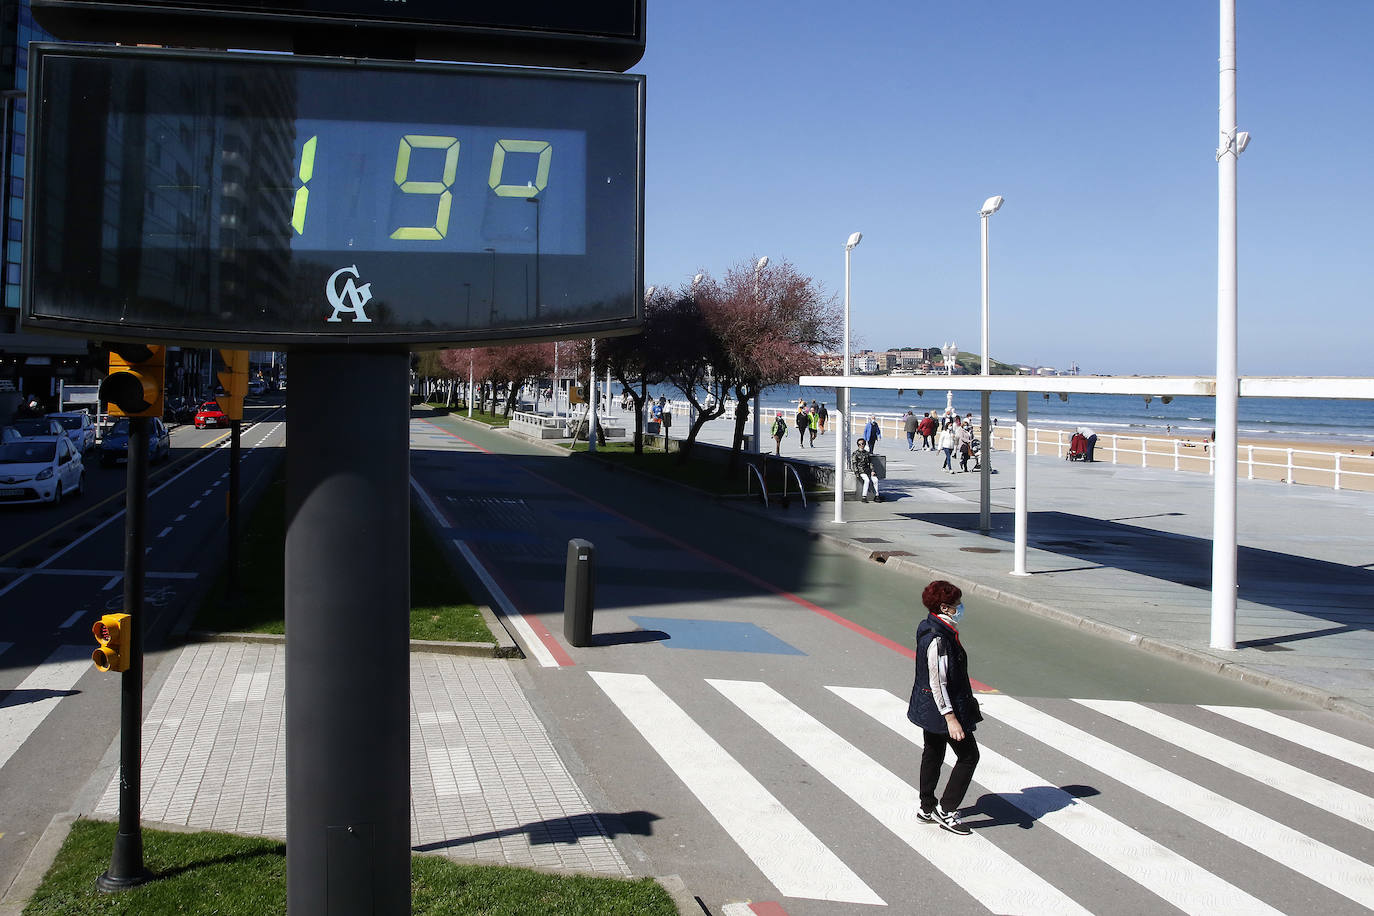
[{"x1": 194, "y1": 401, "x2": 229, "y2": 429}]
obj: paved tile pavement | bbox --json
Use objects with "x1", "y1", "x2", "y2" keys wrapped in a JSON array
[{"x1": 94, "y1": 643, "x2": 629, "y2": 875}]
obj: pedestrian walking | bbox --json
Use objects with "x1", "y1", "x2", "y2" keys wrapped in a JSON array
[
  {"x1": 919, "y1": 412, "x2": 936, "y2": 450},
  {"x1": 852, "y1": 437, "x2": 882, "y2": 502},
  {"x1": 957, "y1": 421, "x2": 974, "y2": 472},
  {"x1": 818, "y1": 402, "x2": 828, "y2": 435},
  {"x1": 808, "y1": 406, "x2": 819, "y2": 447},
  {"x1": 908, "y1": 580, "x2": 982, "y2": 836},
  {"x1": 937, "y1": 420, "x2": 956, "y2": 472},
  {"x1": 863, "y1": 415, "x2": 881, "y2": 452},
  {"x1": 903, "y1": 410, "x2": 919, "y2": 450},
  {"x1": 795, "y1": 404, "x2": 810, "y2": 448},
  {"x1": 770, "y1": 411, "x2": 787, "y2": 456}
]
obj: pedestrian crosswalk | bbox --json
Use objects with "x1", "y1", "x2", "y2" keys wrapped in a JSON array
[
  {"x1": 0, "y1": 644, "x2": 90, "y2": 773},
  {"x1": 588, "y1": 670, "x2": 1374, "y2": 914}
]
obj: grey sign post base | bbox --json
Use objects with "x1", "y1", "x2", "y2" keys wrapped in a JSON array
[{"x1": 286, "y1": 351, "x2": 410, "y2": 915}]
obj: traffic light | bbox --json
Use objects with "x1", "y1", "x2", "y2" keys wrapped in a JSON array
[
  {"x1": 101, "y1": 344, "x2": 164, "y2": 417},
  {"x1": 217, "y1": 349, "x2": 249, "y2": 420},
  {"x1": 92, "y1": 613, "x2": 132, "y2": 672}
]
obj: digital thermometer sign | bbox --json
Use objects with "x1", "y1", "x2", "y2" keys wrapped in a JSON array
[{"x1": 22, "y1": 44, "x2": 644, "y2": 348}]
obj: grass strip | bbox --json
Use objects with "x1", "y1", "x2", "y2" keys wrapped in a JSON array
[
  {"x1": 424, "y1": 403, "x2": 510, "y2": 427},
  {"x1": 193, "y1": 462, "x2": 493, "y2": 644},
  {"x1": 562, "y1": 440, "x2": 805, "y2": 498},
  {"x1": 24, "y1": 820, "x2": 676, "y2": 915}
]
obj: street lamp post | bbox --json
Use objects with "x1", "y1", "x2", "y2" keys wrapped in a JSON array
[
  {"x1": 753, "y1": 257, "x2": 768, "y2": 453},
  {"x1": 978, "y1": 195, "x2": 1003, "y2": 534},
  {"x1": 834, "y1": 232, "x2": 861, "y2": 524},
  {"x1": 588, "y1": 337, "x2": 598, "y2": 453}
]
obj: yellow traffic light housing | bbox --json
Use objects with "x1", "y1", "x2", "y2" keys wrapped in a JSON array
[
  {"x1": 92, "y1": 613, "x2": 132, "y2": 672},
  {"x1": 216, "y1": 349, "x2": 249, "y2": 420},
  {"x1": 101, "y1": 345, "x2": 165, "y2": 418}
]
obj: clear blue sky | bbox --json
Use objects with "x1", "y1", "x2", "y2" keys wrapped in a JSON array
[{"x1": 630, "y1": 2, "x2": 1373, "y2": 375}]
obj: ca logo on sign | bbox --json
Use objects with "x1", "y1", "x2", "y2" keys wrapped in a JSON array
[{"x1": 325, "y1": 265, "x2": 373, "y2": 323}]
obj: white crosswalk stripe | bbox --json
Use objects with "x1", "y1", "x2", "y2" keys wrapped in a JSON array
[
  {"x1": 1078, "y1": 698, "x2": 1374, "y2": 832},
  {"x1": 589, "y1": 670, "x2": 1374, "y2": 913},
  {"x1": 0, "y1": 645, "x2": 91, "y2": 772},
  {"x1": 588, "y1": 671, "x2": 884, "y2": 905},
  {"x1": 981, "y1": 693, "x2": 1374, "y2": 910},
  {"x1": 829, "y1": 686, "x2": 1282, "y2": 916},
  {"x1": 709, "y1": 678, "x2": 1090, "y2": 915},
  {"x1": 1200, "y1": 704, "x2": 1374, "y2": 774}
]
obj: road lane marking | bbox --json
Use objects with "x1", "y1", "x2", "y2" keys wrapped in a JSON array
[
  {"x1": 710, "y1": 678, "x2": 1086, "y2": 915},
  {"x1": 0, "y1": 645, "x2": 91, "y2": 771},
  {"x1": 830, "y1": 686, "x2": 1281, "y2": 916},
  {"x1": 59, "y1": 611, "x2": 84, "y2": 628},
  {"x1": 104, "y1": 576, "x2": 121, "y2": 590},
  {"x1": 0, "y1": 568, "x2": 195, "y2": 579},
  {"x1": 1200, "y1": 704, "x2": 1374, "y2": 774},
  {"x1": 980, "y1": 694, "x2": 1374, "y2": 910},
  {"x1": 1077, "y1": 699, "x2": 1374, "y2": 832},
  {"x1": 451, "y1": 539, "x2": 562, "y2": 668},
  {"x1": 189, "y1": 500, "x2": 201, "y2": 508},
  {"x1": 156, "y1": 527, "x2": 173, "y2": 539},
  {"x1": 201, "y1": 490, "x2": 213, "y2": 497},
  {"x1": 590, "y1": 671, "x2": 883, "y2": 906},
  {"x1": 0, "y1": 642, "x2": 11, "y2": 657},
  {"x1": 175, "y1": 514, "x2": 186, "y2": 522}
]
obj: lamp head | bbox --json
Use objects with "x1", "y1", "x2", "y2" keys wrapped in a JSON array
[
  {"x1": 692, "y1": 273, "x2": 704, "y2": 287},
  {"x1": 846, "y1": 231, "x2": 863, "y2": 250},
  {"x1": 979, "y1": 196, "x2": 1004, "y2": 217},
  {"x1": 756, "y1": 256, "x2": 769, "y2": 271},
  {"x1": 645, "y1": 285, "x2": 656, "y2": 299}
]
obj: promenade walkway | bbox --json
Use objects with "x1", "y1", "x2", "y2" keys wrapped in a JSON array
[{"x1": 674, "y1": 411, "x2": 1374, "y2": 724}]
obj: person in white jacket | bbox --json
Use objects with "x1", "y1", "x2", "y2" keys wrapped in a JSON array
[{"x1": 936, "y1": 421, "x2": 956, "y2": 473}]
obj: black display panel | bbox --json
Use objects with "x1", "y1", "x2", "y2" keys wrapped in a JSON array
[
  {"x1": 30, "y1": 0, "x2": 645, "y2": 71},
  {"x1": 23, "y1": 45, "x2": 645, "y2": 348}
]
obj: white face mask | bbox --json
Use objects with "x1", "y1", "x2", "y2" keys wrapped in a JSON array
[{"x1": 949, "y1": 602, "x2": 965, "y2": 623}]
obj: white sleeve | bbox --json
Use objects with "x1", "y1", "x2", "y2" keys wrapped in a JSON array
[{"x1": 926, "y1": 638, "x2": 952, "y2": 715}]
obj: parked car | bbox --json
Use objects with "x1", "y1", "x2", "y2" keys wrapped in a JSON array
[
  {"x1": 248, "y1": 379, "x2": 267, "y2": 396},
  {"x1": 7, "y1": 417, "x2": 66, "y2": 438},
  {"x1": 99, "y1": 417, "x2": 171, "y2": 467},
  {"x1": 1, "y1": 426, "x2": 22, "y2": 444},
  {"x1": 195, "y1": 400, "x2": 229, "y2": 429},
  {"x1": 47, "y1": 410, "x2": 97, "y2": 453},
  {"x1": 164, "y1": 397, "x2": 195, "y2": 426},
  {"x1": 0, "y1": 435, "x2": 85, "y2": 505}
]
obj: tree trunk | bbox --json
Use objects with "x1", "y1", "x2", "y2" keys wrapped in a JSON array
[{"x1": 728, "y1": 391, "x2": 751, "y2": 475}]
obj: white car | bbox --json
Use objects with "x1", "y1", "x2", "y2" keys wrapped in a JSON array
[
  {"x1": 48, "y1": 410, "x2": 97, "y2": 453},
  {"x1": 0, "y1": 435, "x2": 85, "y2": 505}
]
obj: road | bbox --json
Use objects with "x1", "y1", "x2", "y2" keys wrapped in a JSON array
[
  {"x1": 0, "y1": 398, "x2": 285, "y2": 897},
  {"x1": 410, "y1": 411, "x2": 1374, "y2": 916}
]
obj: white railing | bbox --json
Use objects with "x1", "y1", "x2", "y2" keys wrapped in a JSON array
[{"x1": 989, "y1": 426, "x2": 1374, "y2": 492}]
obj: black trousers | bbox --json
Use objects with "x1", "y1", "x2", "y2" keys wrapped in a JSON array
[{"x1": 920, "y1": 730, "x2": 980, "y2": 813}]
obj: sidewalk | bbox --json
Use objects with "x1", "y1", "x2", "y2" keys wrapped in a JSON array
[{"x1": 677, "y1": 412, "x2": 1374, "y2": 725}]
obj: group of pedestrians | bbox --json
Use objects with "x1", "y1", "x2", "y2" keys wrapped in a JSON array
[
  {"x1": 770, "y1": 400, "x2": 830, "y2": 455},
  {"x1": 905, "y1": 410, "x2": 981, "y2": 475}
]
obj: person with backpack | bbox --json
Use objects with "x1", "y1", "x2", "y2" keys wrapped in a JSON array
[{"x1": 770, "y1": 411, "x2": 787, "y2": 456}]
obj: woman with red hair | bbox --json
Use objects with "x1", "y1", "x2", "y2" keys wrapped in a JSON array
[{"x1": 907, "y1": 580, "x2": 982, "y2": 835}]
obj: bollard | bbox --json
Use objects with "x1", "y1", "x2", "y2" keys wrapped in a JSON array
[{"x1": 564, "y1": 539, "x2": 595, "y2": 647}]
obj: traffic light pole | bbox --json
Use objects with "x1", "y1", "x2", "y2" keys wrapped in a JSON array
[
  {"x1": 98, "y1": 416, "x2": 149, "y2": 892},
  {"x1": 227, "y1": 419, "x2": 241, "y2": 598},
  {"x1": 286, "y1": 351, "x2": 410, "y2": 915}
]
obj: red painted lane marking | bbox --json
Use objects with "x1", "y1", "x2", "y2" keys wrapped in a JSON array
[
  {"x1": 417, "y1": 417, "x2": 999, "y2": 690},
  {"x1": 749, "y1": 902, "x2": 791, "y2": 916}
]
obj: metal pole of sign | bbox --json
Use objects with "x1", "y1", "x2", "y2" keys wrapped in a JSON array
[
  {"x1": 97, "y1": 417, "x2": 150, "y2": 892},
  {"x1": 286, "y1": 351, "x2": 411, "y2": 915}
]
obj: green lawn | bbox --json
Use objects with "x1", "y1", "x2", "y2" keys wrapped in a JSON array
[
  {"x1": 23, "y1": 820, "x2": 677, "y2": 915},
  {"x1": 424, "y1": 403, "x2": 510, "y2": 427},
  {"x1": 563, "y1": 439, "x2": 825, "y2": 500},
  {"x1": 193, "y1": 464, "x2": 493, "y2": 644}
]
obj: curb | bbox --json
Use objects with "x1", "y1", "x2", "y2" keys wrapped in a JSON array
[
  {"x1": 0, "y1": 812, "x2": 76, "y2": 916},
  {"x1": 182, "y1": 616, "x2": 520, "y2": 660}
]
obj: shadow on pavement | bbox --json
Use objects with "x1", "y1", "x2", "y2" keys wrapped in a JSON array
[{"x1": 411, "y1": 810, "x2": 661, "y2": 852}]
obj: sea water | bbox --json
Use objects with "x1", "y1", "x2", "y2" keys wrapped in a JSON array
[{"x1": 639, "y1": 383, "x2": 1374, "y2": 447}]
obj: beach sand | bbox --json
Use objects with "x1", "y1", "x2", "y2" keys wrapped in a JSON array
[{"x1": 985, "y1": 426, "x2": 1374, "y2": 493}]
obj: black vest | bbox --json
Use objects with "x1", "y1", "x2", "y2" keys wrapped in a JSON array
[{"x1": 907, "y1": 613, "x2": 981, "y2": 734}]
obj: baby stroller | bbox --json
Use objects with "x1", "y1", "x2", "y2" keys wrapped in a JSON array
[{"x1": 1067, "y1": 432, "x2": 1089, "y2": 461}]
